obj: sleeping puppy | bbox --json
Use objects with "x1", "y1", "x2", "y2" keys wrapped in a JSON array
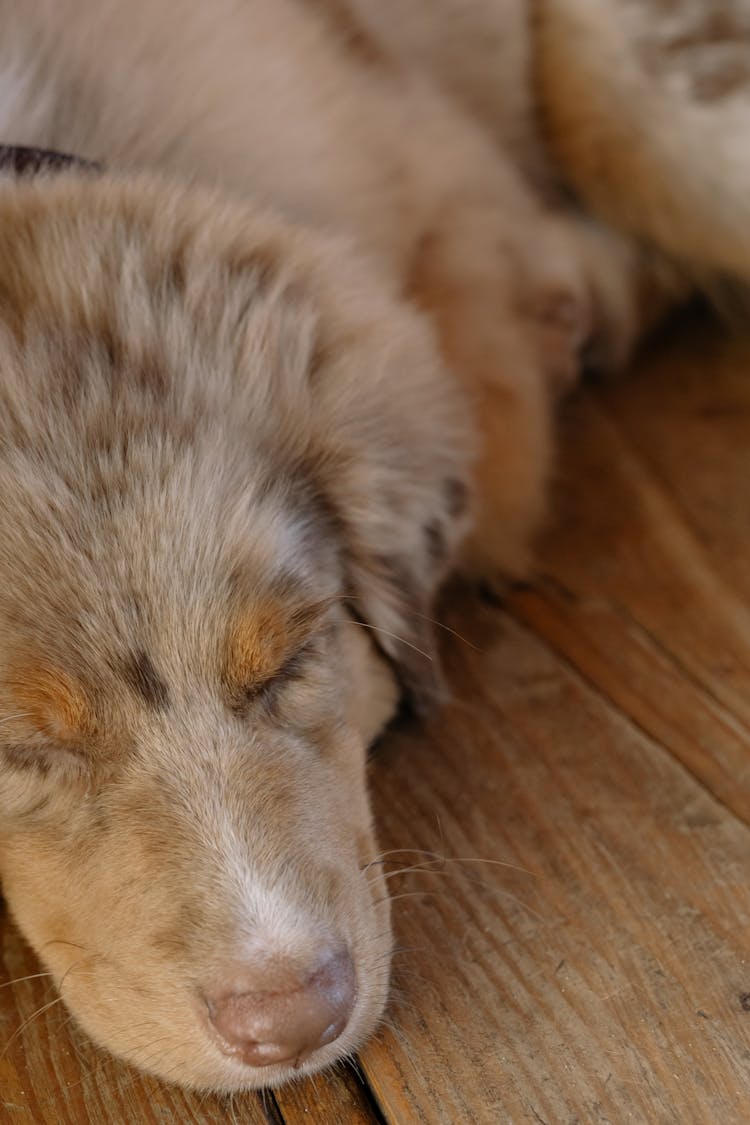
[
  {"x1": 0, "y1": 170, "x2": 474, "y2": 1088},
  {"x1": 0, "y1": 0, "x2": 742, "y2": 1095}
]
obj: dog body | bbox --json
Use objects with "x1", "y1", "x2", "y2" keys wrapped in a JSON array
[{"x1": 0, "y1": 0, "x2": 743, "y2": 1093}]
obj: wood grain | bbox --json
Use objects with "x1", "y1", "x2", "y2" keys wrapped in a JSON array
[
  {"x1": 2, "y1": 314, "x2": 750, "y2": 1122},
  {"x1": 363, "y1": 593, "x2": 750, "y2": 1124},
  {"x1": 272, "y1": 1065, "x2": 381, "y2": 1124},
  {"x1": 511, "y1": 319, "x2": 750, "y2": 824}
]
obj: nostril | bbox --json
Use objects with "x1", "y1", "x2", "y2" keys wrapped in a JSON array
[{"x1": 205, "y1": 946, "x2": 356, "y2": 1068}]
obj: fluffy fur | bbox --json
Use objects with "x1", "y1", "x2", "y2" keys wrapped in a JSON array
[{"x1": 0, "y1": 0, "x2": 746, "y2": 1093}]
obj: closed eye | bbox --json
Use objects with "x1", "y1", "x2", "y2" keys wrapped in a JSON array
[
  {"x1": 239, "y1": 639, "x2": 316, "y2": 710},
  {"x1": 1, "y1": 738, "x2": 88, "y2": 776},
  {"x1": 222, "y1": 595, "x2": 338, "y2": 715}
]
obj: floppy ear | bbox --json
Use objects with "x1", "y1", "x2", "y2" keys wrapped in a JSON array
[
  {"x1": 330, "y1": 498, "x2": 471, "y2": 717},
  {"x1": 302, "y1": 283, "x2": 475, "y2": 716}
]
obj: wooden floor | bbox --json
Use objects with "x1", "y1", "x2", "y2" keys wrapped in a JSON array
[{"x1": 2, "y1": 313, "x2": 750, "y2": 1122}]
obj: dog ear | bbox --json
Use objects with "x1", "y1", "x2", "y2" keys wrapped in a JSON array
[
  {"x1": 329, "y1": 501, "x2": 471, "y2": 717},
  {"x1": 300, "y1": 291, "x2": 475, "y2": 716}
]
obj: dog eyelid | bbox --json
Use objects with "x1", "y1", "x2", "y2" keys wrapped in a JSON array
[
  {"x1": 223, "y1": 600, "x2": 336, "y2": 713},
  {"x1": 1, "y1": 738, "x2": 89, "y2": 775},
  {"x1": 243, "y1": 638, "x2": 315, "y2": 705}
]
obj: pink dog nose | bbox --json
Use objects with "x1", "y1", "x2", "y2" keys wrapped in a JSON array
[{"x1": 205, "y1": 946, "x2": 356, "y2": 1068}]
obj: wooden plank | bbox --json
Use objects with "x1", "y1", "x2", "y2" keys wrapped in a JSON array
[
  {"x1": 360, "y1": 590, "x2": 750, "y2": 1124},
  {"x1": 510, "y1": 317, "x2": 750, "y2": 824},
  {"x1": 273, "y1": 1064, "x2": 381, "y2": 1124}
]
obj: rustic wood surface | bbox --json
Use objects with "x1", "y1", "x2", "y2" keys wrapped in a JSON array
[{"x1": 2, "y1": 313, "x2": 750, "y2": 1122}]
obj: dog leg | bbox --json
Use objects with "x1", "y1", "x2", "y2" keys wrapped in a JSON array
[
  {"x1": 406, "y1": 184, "x2": 692, "y2": 582},
  {"x1": 407, "y1": 197, "x2": 590, "y2": 577}
]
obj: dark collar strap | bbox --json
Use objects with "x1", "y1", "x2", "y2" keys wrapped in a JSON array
[{"x1": 0, "y1": 145, "x2": 101, "y2": 177}]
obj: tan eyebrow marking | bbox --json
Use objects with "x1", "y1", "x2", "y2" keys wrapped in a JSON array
[
  {"x1": 222, "y1": 596, "x2": 330, "y2": 705},
  {"x1": 5, "y1": 664, "x2": 94, "y2": 742}
]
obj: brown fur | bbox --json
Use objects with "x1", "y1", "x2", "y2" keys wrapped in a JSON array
[{"x1": 5, "y1": 665, "x2": 94, "y2": 743}]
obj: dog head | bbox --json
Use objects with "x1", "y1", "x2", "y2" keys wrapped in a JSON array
[{"x1": 0, "y1": 169, "x2": 472, "y2": 1088}]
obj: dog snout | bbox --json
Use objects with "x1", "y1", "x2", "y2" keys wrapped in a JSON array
[{"x1": 204, "y1": 945, "x2": 356, "y2": 1068}]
